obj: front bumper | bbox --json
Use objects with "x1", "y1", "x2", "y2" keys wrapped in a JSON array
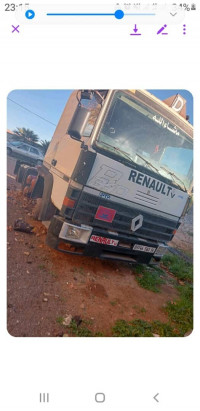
[{"x1": 46, "y1": 215, "x2": 165, "y2": 264}]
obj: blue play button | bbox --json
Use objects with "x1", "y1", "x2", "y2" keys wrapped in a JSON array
[{"x1": 25, "y1": 9, "x2": 35, "y2": 19}]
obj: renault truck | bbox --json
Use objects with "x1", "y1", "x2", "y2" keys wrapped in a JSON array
[{"x1": 15, "y1": 90, "x2": 193, "y2": 264}]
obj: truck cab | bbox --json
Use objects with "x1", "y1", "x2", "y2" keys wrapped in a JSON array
[{"x1": 20, "y1": 90, "x2": 193, "y2": 264}]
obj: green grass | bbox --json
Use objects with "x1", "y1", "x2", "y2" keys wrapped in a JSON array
[
  {"x1": 162, "y1": 254, "x2": 193, "y2": 282},
  {"x1": 151, "y1": 321, "x2": 176, "y2": 337},
  {"x1": 110, "y1": 300, "x2": 118, "y2": 306},
  {"x1": 82, "y1": 319, "x2": 94, "y2": 326},
  {"x1": 69, "y1": 320, "x2": 104, "y2": 337},
  {"x1": 165, "y1": 284, "x2": 193, "y2": 336},
  {"x1": 68, "y1": 320, "x2": 91, "y2": 336},
  {"x1": 134, "y1": 264, "x2": 145, "y2": 274},
  {"x1": 56, "y1": 316, "x2": 65, "y2": 325},
  {"x1": 161, "y1": 255, "x2": 193, "y2": 335},
  {"x1": 112, "y1": 319, "x2": 153, "y2": 337},
  {"x1": 111, "y1": 270, "x2": 193, "y2": 337},
  {"x1": 55, "y1": 254, "x2": 193, "y2": 337},
  {"x1": 56, "y1": 317, "x2": 94, "y2": 336},
  {"x1": 112, "y1": 319, "x2": 177, "y2": 337},
  {"x1": 56, "y1": 316, "x2": 104, "y2": 337},
  {"x1": 134, "y1": 265, "x2": 165, "y2": 293},
  {"x1": 114, "y1": 255, "x2": 193, "y2": 337},
  {"x1": 183, "y1": 250, "x2": 193, "y2": 259}
]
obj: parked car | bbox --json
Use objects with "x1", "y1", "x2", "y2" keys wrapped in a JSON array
[{"x1": 7, "y1": 141, "x2": 44, "y2": 165}]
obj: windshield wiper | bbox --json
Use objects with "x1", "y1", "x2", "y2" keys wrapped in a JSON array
[
  {"x1": 160, "y1": 166, "x2": 187, "y2": 192},
  {"x1": 98, "y1": 141, "x2": 137, "y2": 166},
  {"x1": 98, "y1": 142, "x2": 187, "y2": 191},
  {"x1": 135, "y1": 152, "x2": 161, "y2": 174}
]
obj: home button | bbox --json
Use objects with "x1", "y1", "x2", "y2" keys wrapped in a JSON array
[{"x1": 95, "y1": 393, "x2": 105, "y2": 403}]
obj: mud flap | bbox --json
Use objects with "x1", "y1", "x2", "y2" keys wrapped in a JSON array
[{"x1": 46, "y1": 231, "x2": 59, "y2": 249}]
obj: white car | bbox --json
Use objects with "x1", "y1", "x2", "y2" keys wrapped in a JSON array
[{"x1": 7, "y1": 141, "x2": 44, "y2": 165}]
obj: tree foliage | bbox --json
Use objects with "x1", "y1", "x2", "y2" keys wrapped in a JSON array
[
  {"x1": 40, "y1": 140, "x2": 50, "y2": 154},
  {"x1": 13, "y1": 127, "x2": 39, "y2": 143},
  {"x1": 12, "y1": 127, "x2": 51, "y2": 153}
]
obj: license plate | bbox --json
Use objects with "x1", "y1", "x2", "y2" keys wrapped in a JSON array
[
  {"x1": 90, "y1": 235, "x2": 118, "y2": 246},
  {"x1": 133, "y1": 244, "x2": 156, "y2": 253}
]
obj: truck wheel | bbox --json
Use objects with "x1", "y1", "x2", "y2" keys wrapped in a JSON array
[
  {"x1": 22, "y1": 167, "x2": 38, "y2": 189},
  {"x1": 7, "y1": 147, "x2": 12, "y2": 156},
  {"x1": 32, "y1": 198, "x2": 42, "y2": 220},
  {"x1": 16, "y1": 164, "x2": 26, "y2": 183}
]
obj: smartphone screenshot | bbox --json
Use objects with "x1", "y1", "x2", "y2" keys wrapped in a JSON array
[{"x1": 1, "y1": 1, "x2": 199, "y2": 410}]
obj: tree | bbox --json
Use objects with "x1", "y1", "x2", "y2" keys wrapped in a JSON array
[
  {"x1": 40, "y1": 140, "x2": 50, "y2": 154},
  {"x1": 13, "y1": 127, "x2": 39, "y2": 144}
]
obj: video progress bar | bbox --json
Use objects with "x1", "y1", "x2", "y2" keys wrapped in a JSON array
[{"x1": 46, "y1": 10, "x2": 156, "y2": 19}]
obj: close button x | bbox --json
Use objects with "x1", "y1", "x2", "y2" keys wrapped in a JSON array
[{"x1": 12, "y1": 25, "x2": 20, "y2": 33}]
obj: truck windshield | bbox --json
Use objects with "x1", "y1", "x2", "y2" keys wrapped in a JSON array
[{"x1": 96, "y1": 91, "x2": 193, "y2": 191}]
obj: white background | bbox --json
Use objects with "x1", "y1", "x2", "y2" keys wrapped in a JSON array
[{"x1": 0, "y1": 1, "x2": 200, "y2": 410}]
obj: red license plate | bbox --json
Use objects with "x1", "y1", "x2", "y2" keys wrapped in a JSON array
[{"x1": 90, "y1": 235, "x2": 118, "y2": 246}]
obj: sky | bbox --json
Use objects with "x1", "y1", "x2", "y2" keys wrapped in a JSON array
[
  {"x1": 7, "y1": 90, "x2": 72, "y2": 142},
  {"x1": 149, "y1": 89, "x2": 193, "y2": 124},
  {"x1": 7, "y1": 89, "x2": 193, "y2": 142}
]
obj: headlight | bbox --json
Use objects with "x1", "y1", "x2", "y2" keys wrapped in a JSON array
[
  {"x1": 67, "y1": 226, "x2": 82, "y2": 239},
  {"x1": 59, "y1": 222, "x2": 93, "y2": 244}
]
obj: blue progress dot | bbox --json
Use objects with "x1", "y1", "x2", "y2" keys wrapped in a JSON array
[{"x1": 115, "y1": 9, "x2": 124, "y2": 19}]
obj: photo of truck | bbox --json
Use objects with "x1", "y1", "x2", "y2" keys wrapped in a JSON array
[{"x1": 14, "y1": 90, "x2": 193, "y2": 265}]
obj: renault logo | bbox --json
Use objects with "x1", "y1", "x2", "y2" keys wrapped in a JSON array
[{"x1": 131, "y1": 214, "x2": 143, "y2": 232}]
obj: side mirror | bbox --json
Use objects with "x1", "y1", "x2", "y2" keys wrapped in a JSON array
[{"x1": 67, "y1": 105, "x2": 91, "y2": 141}]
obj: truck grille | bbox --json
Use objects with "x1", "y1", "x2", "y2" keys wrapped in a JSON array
[
  {"x1": 72, "y1": 191, "x2": 179, "y2": 242},
  {"x1": 135, "y1": 190, "x2": 159, "y2": 206}
]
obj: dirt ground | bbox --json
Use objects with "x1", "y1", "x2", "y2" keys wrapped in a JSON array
[{"x1": 7, "y1": 176, "x2": 180, "y2": 337}]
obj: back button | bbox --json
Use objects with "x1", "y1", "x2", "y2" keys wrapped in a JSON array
[{"x1": 153, "y1": 393, "x2": 159, "y2": 403}]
